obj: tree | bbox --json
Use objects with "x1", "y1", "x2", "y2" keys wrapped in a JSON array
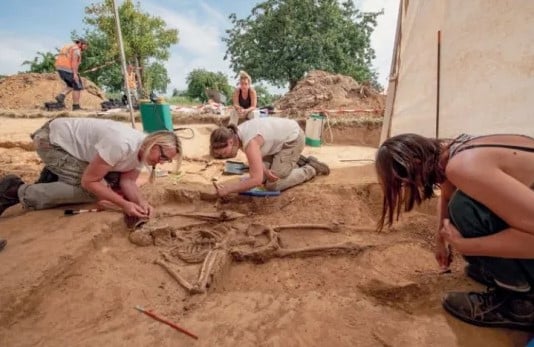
[
  {"x1": 22, "y1": 51, "x2": 57, "y2": 73},
  {"x1": 254, "y1": 84, "x2": 279, "y2": 107},
  {"x1": 144, "y1": 61, "x2": 170, "y2": 94},
  {"x1": 223, "y1": 0, "x2": 381, "y2": 90},
  {"x1": 186, "y1": 69, "x2": 233, "y2": 103},
  {"x1": 76, "y1": 30, "x2": 123, "y2": 91},
  {"x1": 83, "y1": 0, "x2": 179, "y2": 93}
]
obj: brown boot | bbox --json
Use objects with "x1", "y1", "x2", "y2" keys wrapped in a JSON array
[{"x1": 306, "y1": 156, "x2": 330, "y2": 175}]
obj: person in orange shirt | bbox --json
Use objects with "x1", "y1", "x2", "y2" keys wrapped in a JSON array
[
  {"x1": 126, "y1": 64, "x2": 139, "y2": 104},
  {"x1": 54, "y1": 38, "x2": 88, "y2": 111}
]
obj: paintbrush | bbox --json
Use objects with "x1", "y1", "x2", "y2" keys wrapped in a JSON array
[{"x1": 64, "y1": 208, "x2": 100, "y2": 216}]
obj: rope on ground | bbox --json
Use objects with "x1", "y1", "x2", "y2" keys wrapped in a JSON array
[
  {"x1": 174, "y1": 127, "x2": 195, "y2": 140},
  {"x1": 322, "y1": 112, "x2": 335, "y2": 145}
]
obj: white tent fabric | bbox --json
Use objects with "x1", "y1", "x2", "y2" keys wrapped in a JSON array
[{"x1": 381, "y1": 0, "x2": 534, "y2": 142}]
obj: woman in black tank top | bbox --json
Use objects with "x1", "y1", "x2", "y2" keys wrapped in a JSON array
[
  {"x1": 375, "y1": 132, "x2": 534, "y2": 330},
  {"x1": 229, "y1": 71, "x2": 258, "y2": 125}
]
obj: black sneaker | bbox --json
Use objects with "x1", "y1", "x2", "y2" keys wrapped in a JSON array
[
  {"x1": 442, "y1": 288, "x2": 534, "y2": 331},
  {"x1": 465, "y1": 264, "x2": 495, "y2": 287},
  {"x1": 0, "y1": 174, "x2": 23, "y2": 216},
  {"x1": 55, "y1": 94, "x2": 65, "y2": 104},
  {"x1": 35, "y1": 167, "x2": 59, "y2": 184},
  {"x1": 466, "y1": 264, "x2": 531, "y2": 293},
  {"x1": 307, "y1": 156, "x2": 330, "y2": 175},
  {"x1": 72, "y1": 104, "x2": 81, "y2": 111}
]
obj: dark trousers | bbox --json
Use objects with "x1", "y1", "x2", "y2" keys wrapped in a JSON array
[{"x1": 448, "y1": 190, "x2": 534, "y2": 288}]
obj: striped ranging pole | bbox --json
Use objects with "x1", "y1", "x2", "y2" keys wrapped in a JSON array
[
  {"x1": 111, "y1": 0, "x2": 135, "y2": 128},
  {"x1": 436, "y1": 30, "x2": 441, "y2": 139}
]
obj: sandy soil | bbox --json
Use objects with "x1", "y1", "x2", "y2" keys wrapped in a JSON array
[{"x1": 0, "y1": 116, "x2": 531, "y2": 346}]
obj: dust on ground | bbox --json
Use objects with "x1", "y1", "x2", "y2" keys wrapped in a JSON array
[
  {"x1": 274, "y1": 70, "x2": 385, "y2": 118},
  {"x1": 0, "y1": 116, "x2": 530, "y2": 347},
  {"x1": 0, "y1": 73, "x2": 106, "y2": 110}
]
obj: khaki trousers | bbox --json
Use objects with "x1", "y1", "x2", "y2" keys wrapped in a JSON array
[
  {"x1": 17, "y1": 121, "x2": 95, "y2": 210},
  {"x1": 263, "y1": 130, "x2": 317, "y2": 191},
  {"x1": 228, "y1": 108, "x2": 260, "y2": 126}
]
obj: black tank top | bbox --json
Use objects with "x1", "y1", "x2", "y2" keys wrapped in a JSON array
[
  {"x1": 239, "y1": 89, "x2": 251, "y2": 109},
  {"x1": 449, "y1": 134, "x2": 534, "y2": 158}
]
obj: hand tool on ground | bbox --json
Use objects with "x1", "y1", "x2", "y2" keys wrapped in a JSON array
[
  {"x1": 64, "y1": 208, "x2": 100, "y2": 216},
  {"x1": 223, "y1": 160, "x2": 249, "y2": 175},
  {"x1": 134, "y1": 306, "x2": 198, "y2": 340}
]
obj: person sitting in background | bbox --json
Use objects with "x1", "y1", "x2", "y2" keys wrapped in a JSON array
[
  {"x1": 209, "y1": 117, "x2": 330, "y2": 196},
  {"x1": 375, "y1": 132, "x2": 534, "y2": 330},
  {"x1": 0, "y1": 117, "x2": 182, "y2": 219},
  {"x1": 229, "y1": 71, "x2": 260, "y2": 125}
]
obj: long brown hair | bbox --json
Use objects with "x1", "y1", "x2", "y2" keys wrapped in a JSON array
[
  {"x1": 375, "y1": 133, "x2": 447, "y2": 231},
  {"x1": 209, "y1": 124, "x2": 239, "y2": 158}
]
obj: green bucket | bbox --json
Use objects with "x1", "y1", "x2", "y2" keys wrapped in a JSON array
[
  {"x1": 139, "y1": 102, "x2": 173, "y2": 133},
  {"x1": 305, "y1": 113, "x2": 325, "y2": 147}
]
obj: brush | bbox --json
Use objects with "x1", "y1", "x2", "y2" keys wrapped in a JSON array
[{"x1": 64, "y1": 208, "x2": 100, "y2": 216}]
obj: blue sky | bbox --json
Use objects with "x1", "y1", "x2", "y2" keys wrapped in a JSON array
[{"x1": 0, "y1": 0, "x2": 398, "y2": 94}]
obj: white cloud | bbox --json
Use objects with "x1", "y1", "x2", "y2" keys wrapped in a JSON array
[
  {"x1": 199, "y1": 1, "x2": 228, "y2": 24},
  {"x1": 358, "y1": 0, "x2": 400, "y2": 88},
  {"x1": 144, "y1": 2, "x2": 224, "y2": 56},
  {"x1": 143, "y1": 1, "x2": 234, "y2": 92},
  {"x1": 0, "y1": 32, "x2": 63, "y2": 75}
]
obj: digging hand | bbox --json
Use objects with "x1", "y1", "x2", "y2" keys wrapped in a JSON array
[
  {"x1": 123, "y1": 201, "x2": 149, "y2": 218},
  {"x1": 264, "y1": 169, "x2": 279, "y2": 182},
  {"x1": 140, "y1": 200, "x2": 154, "y2": 217},
  {"x1": 435, "y1": 233, "x2": 452, "y2": 270},
  {"x1": 212, "y1": 181, "x2": 229, "y2": 203},
  {"x1": 439, "y1": 219, "x2": 466, "y2": 254}
]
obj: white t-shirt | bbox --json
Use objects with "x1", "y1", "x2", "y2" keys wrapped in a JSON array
[
  {"x1": 49, "y1": 118, "x2": 146, "y2": 172},
  {"x1": 237, "y1": 117, "x2": 301, "y2": 157}
]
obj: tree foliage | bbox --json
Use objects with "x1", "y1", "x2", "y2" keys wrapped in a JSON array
[
  {"x1": 144, "y1": 62, "x2": 170, "y2": 94},
  {"x1": 254, "y1": 84, "x2": 279, "y2": 107},
  {"x1": 22, "y1": 51, "x2": 57, "y2": 73},
  {"x1": 83, "y1": 0, "x2": 179, "y2": 93},
  {"x1": 186, "y1": 69, "x2": 233, "y2": 103},
  {"x1": 223, "y1": 0, "x2": 381, "y2": 90}
]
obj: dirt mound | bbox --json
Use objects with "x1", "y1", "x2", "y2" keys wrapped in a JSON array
[
  {"x1": 274, "y1": 70, "x2": 385, "y2": 118},
  {"x1": 0, "y1": 73, "x2": 106, "y2": 110}
]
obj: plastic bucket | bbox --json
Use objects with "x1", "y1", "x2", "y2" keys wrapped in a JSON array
[
  {"x1": 139, "y1": 102, "x2": 173, "y2": 133},
  {"x1": 305, "y1": 114, "x2": 324, "y2": 147}
]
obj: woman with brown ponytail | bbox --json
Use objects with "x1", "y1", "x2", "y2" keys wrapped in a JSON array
[
  {"x1": 375, "y1": 132, "x2": 534, "y2": 330},
  {"x1": 210, "y1": 117, "x2": 330, "y2": 196}
]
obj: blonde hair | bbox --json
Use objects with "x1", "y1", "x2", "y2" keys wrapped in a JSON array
[
  {"x1": 239, "y1": 70, "x2": 252, "y2": 85},
  {"x1": 141, "y1": 131, "x2": 182, "y2": 182}
]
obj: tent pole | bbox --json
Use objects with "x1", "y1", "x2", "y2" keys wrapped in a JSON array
[
  {"x1": 436, "y1": 30, "x2": 441, "y2": 138},
  {"x1": 111, "y1": 0, "x2": 135, "y2": 129},
  {"x1": 380, "y1": 0, "x2": 404, "y2": 144}
]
